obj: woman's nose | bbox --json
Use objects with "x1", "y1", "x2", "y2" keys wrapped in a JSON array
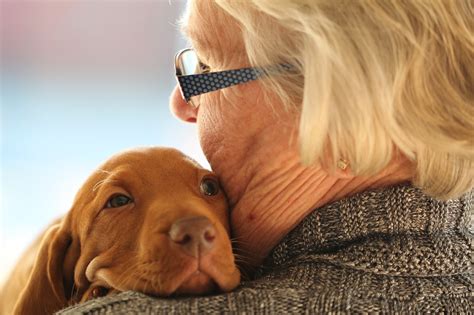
[{"x1": 169, "y1": 85, "x2": 198, "y2": 123}]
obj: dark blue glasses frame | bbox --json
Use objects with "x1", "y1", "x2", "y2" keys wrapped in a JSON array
[{"x1": 175, "y1": 48, "x2": 293, "y2": 105}]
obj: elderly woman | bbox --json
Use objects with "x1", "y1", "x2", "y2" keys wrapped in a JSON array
[{"x1": 61, "y1": 0, "x2": 473, "y2": 313}]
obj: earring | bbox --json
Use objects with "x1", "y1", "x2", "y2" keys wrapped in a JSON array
[{"x1": 337, "y1": 159, "x2": 349, "y2": 171}]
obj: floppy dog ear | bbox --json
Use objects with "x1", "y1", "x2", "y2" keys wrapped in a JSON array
[{"x1": 13, "y1": 222, "x2": 79, "y2": 315}]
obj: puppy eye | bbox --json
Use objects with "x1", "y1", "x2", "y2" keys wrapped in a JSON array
[
  {"x1": 105, "y1": 194, "x2": 133, "y2": 208},
  {"x1": 200, "y1": 177, "x2": 220, "y2": 196}
]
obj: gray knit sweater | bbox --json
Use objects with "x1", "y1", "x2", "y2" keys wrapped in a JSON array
[{"x1": 58, "y1": 184, "x2": 473, "y2": 314}]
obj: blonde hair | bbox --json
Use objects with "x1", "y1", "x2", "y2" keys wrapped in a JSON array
[{"x1": 214, "y1": 0, "x2": 474, "y2": 199}]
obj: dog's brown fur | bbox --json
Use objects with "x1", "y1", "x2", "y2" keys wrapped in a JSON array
[{"x1": 0, "y1": 147, "x2": 240, "y2": 315}]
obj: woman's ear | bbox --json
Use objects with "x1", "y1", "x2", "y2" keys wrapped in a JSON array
[{"x1": 13, "y1": 221, "x2": 78, "y2": 315}]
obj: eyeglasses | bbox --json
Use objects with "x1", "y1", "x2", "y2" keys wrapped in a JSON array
[{"x1": 174, "y1": 48, "x2": 293, "y2": 107}]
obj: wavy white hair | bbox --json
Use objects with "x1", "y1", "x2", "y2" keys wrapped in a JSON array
[{"x1": 208, "y1": 0, "x2": 474, "y2": 200}]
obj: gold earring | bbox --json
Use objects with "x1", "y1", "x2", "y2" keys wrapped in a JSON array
[{"x1": 337, "y1": 159, "x2": 349, "y2": 170}]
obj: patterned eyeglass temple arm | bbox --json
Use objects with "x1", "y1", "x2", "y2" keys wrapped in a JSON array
[{"x1": 177, "y1": 64, "x2": 293, "y2": 102}]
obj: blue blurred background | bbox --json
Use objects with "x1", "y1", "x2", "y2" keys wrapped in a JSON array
[{"x1": 0, "y1": 0, "x2": 206, "y2": 283}]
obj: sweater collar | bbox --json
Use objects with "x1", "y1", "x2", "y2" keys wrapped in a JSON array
[{"x1": 257, "y1": 184, "x2": 472, "y2": 277}]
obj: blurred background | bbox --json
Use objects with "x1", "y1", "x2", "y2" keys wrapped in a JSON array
[{"x1": 0, "y1": 0, "x2": 205, "y2": 283}]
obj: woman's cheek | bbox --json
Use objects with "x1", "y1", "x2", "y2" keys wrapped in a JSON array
[{"x1": 196, "y1": 95, "x2": 226, "y2": 158}]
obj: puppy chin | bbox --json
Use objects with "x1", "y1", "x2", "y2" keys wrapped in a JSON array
[
  {"x1": 174, "y1": 271, "x2": 217, "y2": 296},
  {"x1": 85, "y1": 257, "x2": 103, "y2": 283},
  {"x1": 84, "y1": 257, "x2": 115, "y2": 291}
]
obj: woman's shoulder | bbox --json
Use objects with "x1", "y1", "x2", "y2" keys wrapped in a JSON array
[
  {"x1": 59, "y1": 260, "x2": 472, "y2": 314},
  {"x1": 58, "y1": 185, "x2": 473, "y2": 314}
]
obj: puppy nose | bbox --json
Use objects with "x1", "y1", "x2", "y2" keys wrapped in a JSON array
[{"x1": 169, "y1": 216, "x2": 216, "y2": 257}]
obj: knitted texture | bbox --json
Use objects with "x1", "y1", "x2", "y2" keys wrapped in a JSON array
[{"x1": 58, "y1": 184, "x2": 473, "y2": 314}]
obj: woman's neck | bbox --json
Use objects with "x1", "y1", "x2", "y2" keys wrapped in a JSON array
[{"x1": 227, "y1": 150, "x2": 413, "y2": 268}]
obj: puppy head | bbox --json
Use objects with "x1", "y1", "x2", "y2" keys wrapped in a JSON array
[{"x1": 68, "y1": 147, "x2": 240, "y2": 298}]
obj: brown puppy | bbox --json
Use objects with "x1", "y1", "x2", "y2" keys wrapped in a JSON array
[{"x1": 0, "y1": 147, "x2": 240, "y2": 315}]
